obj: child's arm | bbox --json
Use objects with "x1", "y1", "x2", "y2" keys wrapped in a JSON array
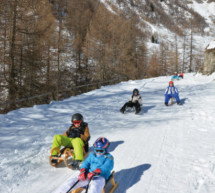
[
  {"x1": 175, "y1": 87, "x2": 179, "y2": 94},
  {"x1": 81, "y1": 125, "x2": 90, "y2": 142},
  {"x1": 138, "y1": 95, "x2": 142, "y2": 104},
  {"x1": 129, "y1": 95, "x2": 133, "y2": 102},
  {"x1": 80, "y1": 153, "x2": 92, "y2": 171},
  {"x1": 99, "y1": 156, "x2": 114, "y2": 177},
  {"x1": 164, "y1": 87, "x2": 168, "y2": 95},
  {"x1": 62, "y1": 127, "x2": 70, "y2": 136}
]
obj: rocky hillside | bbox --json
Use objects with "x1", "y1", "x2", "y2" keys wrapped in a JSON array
[
  {"x1": 102, "y1": 0, "x2": 208, "y2": 35},
  {"x1": 102, "y1": 0, "x2": 214, "y2": 38}
]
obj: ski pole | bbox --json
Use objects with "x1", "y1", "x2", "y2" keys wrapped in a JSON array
[
  {"x1": 85, "y1": 177, "x2": 93, "y2": 193},
  {"x1": 66, "y1": 179, "x2": 79, "y2": 193}
]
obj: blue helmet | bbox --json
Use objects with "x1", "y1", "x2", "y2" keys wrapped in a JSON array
[{"x1": 93, "y1": 137, "x2": 110, "y2": 155}]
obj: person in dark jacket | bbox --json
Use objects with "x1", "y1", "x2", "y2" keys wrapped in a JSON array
[
  {"x1": 120, "y1": 88, "x2": 142, "y2": 114},
  {"x1": 50, "y1": 113, "x2": 90, "y2": 167}
]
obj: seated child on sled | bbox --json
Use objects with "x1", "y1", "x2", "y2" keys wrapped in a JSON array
[
  {"x1": 52, "y1": 137, "x2": 114, "y2": 193},
  {"x1": 50, "y1": 113, "x2": 90, "y2": 168},
  {"x1": 120, "y1": 88, "x2": 142, "y2": 114},
  {"x1": 171, "y1": 72, "x2": 179, "y2": 80},
  {"x1": 164, "y1": 81, "x2": 181, "y2": 106}
]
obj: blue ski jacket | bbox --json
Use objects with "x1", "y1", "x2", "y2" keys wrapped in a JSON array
[
  {"x1": 80, "y1": 152, "x2": 114, "y2": 180},
  {"x1": 165, "y1": 86, "x2": 179, "y2": 95},
  {"x1": 171, "y1": 75, "x2": 179, "y2": 80}
]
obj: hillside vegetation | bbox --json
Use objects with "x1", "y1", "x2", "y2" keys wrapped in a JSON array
[{"x1": 0, "y1": 0, "x2": 214, "y2": 113}]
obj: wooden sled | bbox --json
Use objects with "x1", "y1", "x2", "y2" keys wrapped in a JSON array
[
  {"x1": 170, "y1": 97, "x2": 174, "y2": 105},
  {"x1": 49, "y1": 147, "x2": 88, "y2": 169},
  {"x1": 49, "y1": 147, "x2": 74, "y2": 168},
  {"x1": 72, "y1": 171, "x2": 118, "y2": 193}
]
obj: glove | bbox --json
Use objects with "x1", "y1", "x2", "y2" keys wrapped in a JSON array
[
  {"x1": 78, "y1": 168, "x2": 86, "y2": 181},
  {"x1": 87, "y1": 168, "x2": 101, "y2": 180},
  {"x1": 71, "y1": 132, "x2": 80, "y2": 138},
  {"x1": 70, "y1": 129, "x2": 81, "y2": 138}
]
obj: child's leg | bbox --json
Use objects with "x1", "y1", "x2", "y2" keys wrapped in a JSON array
[
  {"x1": 134, "y1": 102, "x2": 141, "y2": 111},
  {"x1": 173, "y1": 94, "x2": 180, "y2": 102},
  {"x1": 121, "y1": 101, "x2": 132, "y2": 110},
  {"x1": 51, "y1": 135, "x2": 73, "y2": 156},
  {"x1": 52, "y1": 177, "x2": 88, "y2": 193},
  {"x1": 165, "y1": 95, "x2": 171, "y2": 103},
  {"x1": 88, "y1": 176, "x2": 106, "y2": 193},
  {"x1": 71, "y1": 138, "x2": 84, "y2": 161}
]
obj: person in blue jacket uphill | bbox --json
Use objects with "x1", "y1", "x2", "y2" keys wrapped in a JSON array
[
  {"x1": 164, "y1": 81, "x2": 181, "y2": 106},
  {"x1": 171, "y1": 72, "x2": 179, "y2": 80},
  {"x1": 53, "y1": 137, "x2": 114, "y2": 193},
  {"x1": 120, "y1": 88, "x2": 142, "y2": 114}
]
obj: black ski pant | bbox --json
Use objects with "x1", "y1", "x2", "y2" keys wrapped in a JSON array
[{"x1": 121, "y1": 101, "x2": 141, "y2": 111}]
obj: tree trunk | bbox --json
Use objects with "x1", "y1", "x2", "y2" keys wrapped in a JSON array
[
  {"x1": 189, "y1": 26, "x2": 193, "y2": 73},
  {"x1": 182, "y1": 35, "x2": 186, "y2": 72},
  {"x1": 8, "y1": 0, "x2": 18, "y2": 102}
]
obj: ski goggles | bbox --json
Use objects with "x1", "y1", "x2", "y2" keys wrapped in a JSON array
[
  {"x1": 72, "y1": 120, "x2": 82, "y2": 124},
  {"x1": 94, "y1": 149, "x2": 105, "y2": 154}
]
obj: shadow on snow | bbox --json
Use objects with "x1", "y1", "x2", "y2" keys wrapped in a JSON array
[
  {"x1": 114, "y1": 164, "x2": 151, "y2": 193},
  {"x1": 180, "y1": 98, "x2": 188, "y2": 105},
  {"x1": 109, "y1": 140, "x2": 124, "y2": 153},
  {"x1": 143, "y1": 105, "x2": 155, "y2": 114}
]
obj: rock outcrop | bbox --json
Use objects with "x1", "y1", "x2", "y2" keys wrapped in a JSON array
[{"x1": 203, "y1": 40, "x2": 215, "y2": 74}]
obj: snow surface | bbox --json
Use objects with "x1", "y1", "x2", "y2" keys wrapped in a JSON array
[
  {"x1": 207, "y1": 40, "x2": 215, "y2": 50},
  {"x1": 1, "y1": 73, "x2": 215, "y2": 193}
]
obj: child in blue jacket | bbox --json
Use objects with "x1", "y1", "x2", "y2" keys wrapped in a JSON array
[
  {"x1": 53, "y1": 137, "x2": 113, "y2": 193},
  {"x1": 165, "y1": 81, "x2": 181, "y2": 106},
  {"x1": 171, "y1": 72, "x2": 179, "y2": 80}
]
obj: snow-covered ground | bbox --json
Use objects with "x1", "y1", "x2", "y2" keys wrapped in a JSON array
[{"x1": 0, "y1": 73, "x2": 215, "y2": 193}]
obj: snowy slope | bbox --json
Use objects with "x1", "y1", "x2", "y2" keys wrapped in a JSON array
[{"x1": 1, "y1": 73, "x2": 215, "y2": 193}]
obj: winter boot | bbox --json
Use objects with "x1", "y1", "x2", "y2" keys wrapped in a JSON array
[
  {"x1": 120, "y1": 108, "x2": 125, "y2": 114},
  {"x1": 51, "y1": 155, "x2": 59, "y2": 165},
  {"x1": 70, "y1": 160, "x2": 82, "y2": 169},
  {"x1": 165, "y1": 102, "x2": 168, "y2": 106},
  {"x1": 135, "y1": 108, "x2": 141, "y2": 114},
  {"x1": 177, "y1": 101, "x2": 181, "y2": 105}
]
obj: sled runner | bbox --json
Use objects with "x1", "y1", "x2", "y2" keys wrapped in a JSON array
[
  {"x1": 71, "y1": 171, "x2": 118, "y2": 193},
  {"x1": 170, "y1": 97, "x2": 174, "y2": 105},
  {"x1": 49, "y1": 145, "x2": 89, "y2": 169},
  {"x1": 168, "y1": 97, "x2": 181, "y2": 106}
]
